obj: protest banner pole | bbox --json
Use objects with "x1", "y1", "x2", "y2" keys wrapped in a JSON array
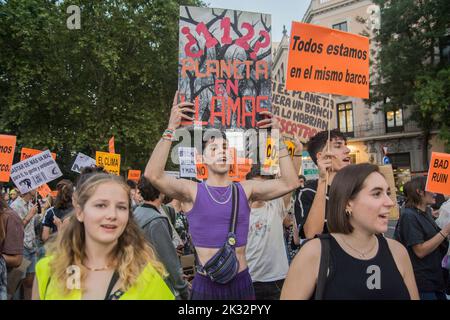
[{"x1": 325, "y1": 93, "x2": 332, "y2": 189}]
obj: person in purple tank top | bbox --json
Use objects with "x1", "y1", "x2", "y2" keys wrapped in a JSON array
[{"x1": 145, "y1": 92, "x2": 301, "y2": 300}]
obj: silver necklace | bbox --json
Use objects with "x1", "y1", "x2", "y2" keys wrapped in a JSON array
[
  {"x1": 204, "y1": 183, "x2": 232, "y2": 205},
  {"x1": 341, "y1": 235, "x2": 377, "y2": 258}
]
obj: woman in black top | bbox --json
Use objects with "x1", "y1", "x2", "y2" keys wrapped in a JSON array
[
  {"x1": 281, "y1": 163, "x2": 419, "y2": 300},
  {"x1": 395, "y1": 177, "x2": 450, "y2": 300}
]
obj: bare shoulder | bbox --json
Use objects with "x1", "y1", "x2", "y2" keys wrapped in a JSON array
[
  {"x1": 177, "y1": 178, "x2": 198, "y2": 201},
  {"x1": 237, "y1": 180, "x2": 253, "y2": 199},
  {"x1": 292, "y1": 238, "x2": 321, "y2": 264},
  {"x1": 386, "y1": 238, "x2": 408, "y2": 257},
  {"x1": 385, "y1": 237, "x2": 410, "y2": 271}
]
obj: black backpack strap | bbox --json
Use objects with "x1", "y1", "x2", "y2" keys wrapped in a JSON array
[
  {"x1": 104, "y1": 271, "x2": 120, "y2": 300},
  {"x1": 315, "y1": 235, "x2": 331, "y2": 300}
]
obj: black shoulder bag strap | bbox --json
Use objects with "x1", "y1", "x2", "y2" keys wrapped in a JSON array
[
  {"x1": 228, "y1": 183, "x2": 239, "y2": 244},
  {"x1": 315, "y1": 235, "x2": 331, "y2": 300},
  {"x1": 104, "y1": 271, "x2": 120, "y2": 300}
]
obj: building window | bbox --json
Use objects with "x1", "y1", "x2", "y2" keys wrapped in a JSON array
[
  {"x1": 385, "y1": 109, "x2": 403, "y2": 133},
  {"x1": 337, "y1": 102, "x2": 354, "y2": 137},
  {"x1": 332, "y1": 21, "x2": 348, "y2": 32},
  {"x1": 389, "y1": 152, "x2": 411, "y2": 170}
]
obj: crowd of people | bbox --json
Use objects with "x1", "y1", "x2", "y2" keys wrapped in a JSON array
[{"x1": 0, "y1": 93, "x2": 449, "y2": 300}]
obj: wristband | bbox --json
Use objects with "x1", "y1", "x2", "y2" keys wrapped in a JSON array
[
  {"x1": 439, "y1": 231, "x2": 447, "y2": 239},
  {"x1": 294, "y1": 154, "x2": 302, "y2": 157},
  {"x1": 162, "y1": 128, "x2": 175, "y2": 141},
  {"x1": 279, "y1": 154, "x2": 290, "y2": 159}
]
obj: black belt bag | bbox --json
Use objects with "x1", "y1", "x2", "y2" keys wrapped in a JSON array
[{"x1": 196, "y1": 183, "x2": 240, "y2": 284}]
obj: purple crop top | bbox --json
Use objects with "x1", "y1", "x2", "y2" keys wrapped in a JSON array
[{"x1": 185, "y1": 182, "x2": 250, "y2": 248}]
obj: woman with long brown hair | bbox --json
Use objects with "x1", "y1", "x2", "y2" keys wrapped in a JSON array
[
  {"x1": 282, "y1": 163, "x2": 419, "y2": 300},
  {"x1": 395, "y1": 177, "x2": 450, "y2": 300},
  {"x1": 41, "y1": 179, "x2": 74, "y2": 242},
  {"x1": 32, "y1": 173, "x2": 174, "y2": 300}
]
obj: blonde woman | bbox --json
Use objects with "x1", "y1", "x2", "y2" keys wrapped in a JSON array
[{"x1": 32, "y1": 173, "x2": 174, "y2": 300}]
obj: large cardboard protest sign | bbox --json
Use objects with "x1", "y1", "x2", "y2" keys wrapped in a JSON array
[
  {"x1": 272, "y1": 81, "x2": 336, "y2": 142},
  {"x1": 286, "y1": 22, "x2": 369, "y2": 99},
  {"x1": 10, "y1": 150, "x2": 63, "y2": 194},
  {"x1": 95, "y1": 151, "x2": 121, "y2": 176},
  {"x1": 178, "y1": 6, "x2": 272, "y2": 129},
  {"x1": 21, "y1": 148, "x2": 56, "y2": 161},
  {"x1": 71, "y1": 153, "x2": 96, "y2": 174},
  {"x1": 426, "y1": 152, "x2": 450, "y2": 196},
  {"x1": 379, "y1": 165, "x2": 399, "y2": 220},
  {"x1": 0, "y1": 134, "x2": 16, "y2": 182}
]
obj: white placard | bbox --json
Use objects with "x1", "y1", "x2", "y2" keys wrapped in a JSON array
[
  {"x1": 71, "y1": 152, "x2": 96, "y2": 173},
  {"x1": 301, "y1": 151, "x2": 319, "y2": 181},
  {"x1": 10, "y1": 150, "x2": 63, "y2": 194},
  {"x1": 178, "y1": 147, "x2": 196, "y2": 178}
]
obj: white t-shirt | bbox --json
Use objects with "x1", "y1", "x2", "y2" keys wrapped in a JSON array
[{"x1": 246, "y1": 198, "x2": 289, "y2": 282}]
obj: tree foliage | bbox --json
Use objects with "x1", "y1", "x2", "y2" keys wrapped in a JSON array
[
  {"x1": 0, "y1": 0, "x2": 203, "y2": 181},
  {"x1": 371, "y1": 0, "x2": 450, "y2": 163}
]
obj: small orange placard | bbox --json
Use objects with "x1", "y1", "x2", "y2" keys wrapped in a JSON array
[
  {"x1": 426, "y1": 152, "x2": 450, "y2": 196},
  {"x1": 20, "y1": 148, "x2": 56, "y2": 161},
  {"x1": 37, "y1": 184, "x2": 52, "y2": 199},
  {"x1": 127, "y1": 170, "x2": 141, "y2": 182},
  {"x1": 0, "y1": 134, "x2": 16, "y2": 182}
]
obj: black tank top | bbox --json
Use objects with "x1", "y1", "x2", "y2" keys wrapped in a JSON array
[{"x1": 323, "y1": 234, "x2": 410, "y2": 300}]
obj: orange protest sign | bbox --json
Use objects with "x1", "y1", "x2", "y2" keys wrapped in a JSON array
[
  {"x1": 196, "y1": 163, "x2": 208, "y2": 180},
  {"x1": 0, "y1": 134, "x2": 16, "y2": 182},
  {"x1": 127, "y1": 170, "x2": 141, "y2": 182},
  {"x1": 286, "y1": 22, "x2": 369, "y2": 99},
  {"x1": 20, "y1": 148, "x2": 56, "y2": 161},
  {"x1": 50, "y1": 191, "x2": 58, "y2": 198},
  {"x1": 37, "y1": 184, "x2": 52, "y2": 199},
  {"x1": 228, "y1": 148, "x2": 238, "y2": 178},
  {"x1": 109, "y1": 136, "x2": 115, "y2": 154},
  {"x1": 426, "y1": 152, "x2": 450, "y2": 196}
]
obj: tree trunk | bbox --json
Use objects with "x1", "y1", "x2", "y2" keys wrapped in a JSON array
[{"x1": 422, "y1": 130, "x2": 430, "y2": 171}]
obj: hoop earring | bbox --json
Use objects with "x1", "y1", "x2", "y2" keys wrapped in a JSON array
[{"x1": 345, "y1": 210, "x2": 352, "y2": 217}]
